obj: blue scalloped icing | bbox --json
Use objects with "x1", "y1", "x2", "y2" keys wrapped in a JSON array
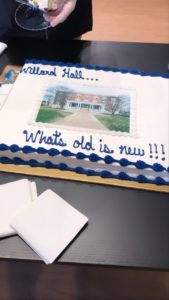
[
  {"x1": 0, "y1": 144, "x2": 168, "y2": 172},
  {"x1": 25, "y1": 59, "x2": 169, "y2": 79},
  {"x1": 0, "y1": 144, "x2": 169, "y2": 185},
  {"x1": 0, "y1": 155, "x2": 168, "y2": 186}
]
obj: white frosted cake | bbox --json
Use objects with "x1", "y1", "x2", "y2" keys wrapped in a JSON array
[{"x1": 0, "y1": 60, "x2": 168, "y2": 186}]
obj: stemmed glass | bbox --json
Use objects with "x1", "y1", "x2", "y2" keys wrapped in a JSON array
[{"x1": 15, "y1": 0, "x2": 51, "y2": 33}]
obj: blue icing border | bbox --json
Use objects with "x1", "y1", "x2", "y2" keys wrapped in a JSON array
[
  {"x1": 0, "y1": 155, "x2": 168, "y2": 186},
  {"x1": 25, "y1": 59, "x2": 169, "y2": 79},
  {"x1": 0, "y1": 144, "x2": 168, "y2": 172},
  {"x1": 0, "y1": 144, "x2": 169, "y2": 185}
]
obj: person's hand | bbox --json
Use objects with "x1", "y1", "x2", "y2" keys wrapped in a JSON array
[{"x1": 44, "y1": 0, "x2": 77, "y2": 27}]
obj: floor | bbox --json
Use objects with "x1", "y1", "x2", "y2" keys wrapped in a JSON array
[{"x1": 83, "y1": 0, "x2": 169, "y2": 44}]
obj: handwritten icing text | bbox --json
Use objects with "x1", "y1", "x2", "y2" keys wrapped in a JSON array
[
  {"x1": 21, "y1": 66, "x2": 57, "y2": 76},
  {"x1": 23, "y1": 130, "x2": 67, "y2": 147}
]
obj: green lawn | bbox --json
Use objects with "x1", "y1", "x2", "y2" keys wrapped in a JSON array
[
  {"x1": 96, "y1": 114, "x2": 130, "y2": 133},
  {"x1": 36, "y1": 107, "x2": 72, "y2": 123}
]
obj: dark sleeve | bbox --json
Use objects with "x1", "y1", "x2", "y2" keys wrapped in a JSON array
[
  {"x1": 61, "y1": 0, "x2": 93, "y2": 38},
  {"x1": 0, "y1": 0, "x2": 17, "y2": 38}
]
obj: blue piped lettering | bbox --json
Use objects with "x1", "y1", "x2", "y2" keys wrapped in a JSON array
[
  {"x1": 119, "y1": 145, "x2": 145, "y2": 157},
  {"x1": 23, "y1": 130, "x2": 67, "y2": 147},
  {"x1": 62, "y1": 67, "x2": 84, "y2": 80},
  {"x1": 99, "y1": 139, "x2": 114, "y2": 154},
  {"x1": 20, "y1": 66, "x2": 57, "y2": 77},
  {"x1": 73, "y1": 135, "x2": 95, "y2": 151},
  {"x1": 23, "y1": 130, "x2": 41, "y2": 143}
]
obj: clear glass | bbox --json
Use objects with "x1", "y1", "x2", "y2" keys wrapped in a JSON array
[{"x1": 15, "y1": 1, "x2": 51, "y2": 32}]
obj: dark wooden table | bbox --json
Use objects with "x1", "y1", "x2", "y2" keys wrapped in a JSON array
[{"x1": 0, "y1": 38, "x2": 169, "y2": 300}]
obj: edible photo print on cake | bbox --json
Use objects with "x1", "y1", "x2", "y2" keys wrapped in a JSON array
[{"x1": 33, "y1": 83, "x2": 136, "y2": 136}]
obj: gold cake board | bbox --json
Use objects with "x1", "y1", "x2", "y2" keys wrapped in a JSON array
[{"x1": 0, "y1": 164, "x2": 168, "y2": 193}]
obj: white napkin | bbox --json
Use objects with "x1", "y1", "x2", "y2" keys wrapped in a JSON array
[
  {"x1": 0, "y1": 179, "x2": 37, "y2": 237},
  {"x1": 11, "y1": 189, "x2": 88, "y2": 264},
  {"x1": 0, "y1": 42, "x2": 7, "y2": 55}
]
